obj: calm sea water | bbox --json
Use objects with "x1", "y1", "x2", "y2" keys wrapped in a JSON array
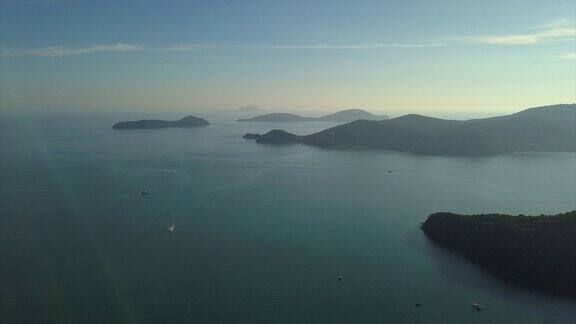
[{"x1": 1, "y1": 112, "x2": 575, "y2": 323}]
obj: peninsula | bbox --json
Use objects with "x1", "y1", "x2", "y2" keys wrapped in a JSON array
[
  {"x1": 243, "y1": 104, "x2": 576, "y2": 156},
  {"x1": 113, "y1": 116, "x2": 209, "y2": 129},
  {"x1": 421, "y1": 210, "x2": 576, "y2": 297}
]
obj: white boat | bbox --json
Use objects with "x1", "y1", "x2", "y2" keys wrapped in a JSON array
[
  {"x1": 167, "y1": 223, "x2": 175, "y2": 232},
  {"x1": 472, "y1": 303, "x2": 483, "y2": 311}
]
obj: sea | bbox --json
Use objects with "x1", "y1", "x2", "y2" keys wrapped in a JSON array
[{"x1": 1, "y1": 111, "x2": 575, "y2": 323}]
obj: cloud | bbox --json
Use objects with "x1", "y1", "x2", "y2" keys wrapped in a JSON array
[
  {"x1": 154, "y1": 44, "x2": 218, "y2": 52},
  {"x1": 1, "y1": 19, "x2": 572, "y2": 60},
  {"x1": 555, "y1": 52, "x2": 576, "y2": 60},
  {"x1": 238, "y1": 42, "x2": 444, "y2": 50},
  {"x1": 533, "y1": 19, "x2": 573, "y2": 29},
  {"x1": 339, "y1": 60, "x2": 358, "y2": 65},
  {"x1": 1, "y1": 43, "x2": 144, "y2": 59},
  {"x1": 455, "y1": 21, "x2": 575, "y2": 45},
  {"x1": 1, "y1": 42, "x2": 444, "y2": 59}
]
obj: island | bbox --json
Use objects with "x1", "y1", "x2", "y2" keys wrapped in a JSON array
[
  {"x1": 112, "y1": 115, "x2": 209, "y2": 129},
  {"x1": 243, "y1": 104, "x2": 576, "y2": 156},
  {"x1": 421, "y1": 210, "x2": 576, "y2": 297},
  {"x1": 233, "y1": 105, "x2": 267, "y2": 115},
  {"x1": 318, "y1": 109, "x2": 389, "y2": 122},
  {"x1": 238, "y1": 113, "x2": 311, "y2": 122},
  {"x1": 237, "y1": 109, "x2": 388, "y2": 123},
  {"x1": 243, "y1": 130, "x2": 300, "y2": 143}
]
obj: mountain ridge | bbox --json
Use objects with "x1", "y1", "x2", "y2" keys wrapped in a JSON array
[
  {"x1": 238, "y1": 108, "x2": 388, "y2": 123},
  {"x1": 244, "y1": 104, "x2": 576, "y2": 156}
]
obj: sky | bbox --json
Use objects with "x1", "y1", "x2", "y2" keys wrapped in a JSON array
[{"x1": 1, "y1": 0, "x2": 575, "y2": 116}]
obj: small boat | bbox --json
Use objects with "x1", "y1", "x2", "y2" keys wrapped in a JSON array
[
  {"x1": 167, "y1": 223, "x2": 175, "y2": 232},
  {"x1": 472, "y1": 303, "x2": 483, "y2": 311},
  {"x1": 140, "y1": 189, "x2": 149, "y2": 195},
  {"x1": 338, "y1": 275, "x2": 344, "y2": 281},
  {"x1": 414, "y1": 303, "x2": 422, "y2": 307}
]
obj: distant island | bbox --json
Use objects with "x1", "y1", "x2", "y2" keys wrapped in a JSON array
[
  {"x1": 243, "y1": 130, "x2": 300, "y2": 143},
  {"x1": 239, "y1": 112, "x2": 311, "y2": 122},
  {"x1": 421, "y1": 210, "x2": 576, "y2": 297},
  {"x1": 243, "y1": 104, "x2": 576, "y2": 156},
  {"x1": 318, "y1": 109, "x2": 389, "y2": 122},
  {"x1": 238, "y1": 108, "x2": 388, "y2": 123},
  {"x1": 233, "y1": 105, "x2": 267, "y2": 115},
  {"x1": 112, "y1": 115, "x2": 209, "y2": 129}
]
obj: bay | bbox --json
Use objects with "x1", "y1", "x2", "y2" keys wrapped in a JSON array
[{"x1": 1, "y1": 112, "x2": 575, "y2": 323}]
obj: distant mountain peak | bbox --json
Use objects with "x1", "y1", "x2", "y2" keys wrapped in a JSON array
[
  {"x1": 237, "y1": 109, "x2": 390, "y2": 123},
  {"x1": 337, "y1": 108, "x2": 369, "y2": 113},
  {"x1": 238, "y1": 112, "x2": 308, "y2": 122},
  {"x1": 514, "y1": 103, "x2": 575, "y2": 115},
  {"x1": 234, "y1": 105, "x2": 266, "y2": 113},
  {"x1": 393, "y1": 114, "x2": 443, "y2": 121},
  {"x1": 319, "y1": 109, "x2": 388, "y2": 122},
  {"x1": 180, "y1": 115, "x2": 200, "y2": 121}
]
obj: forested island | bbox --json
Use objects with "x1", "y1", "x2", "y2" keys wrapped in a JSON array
[
  {"x1": 113, "y1": 115, "x2": 209, "y2": 129},
  {"x1": 421, "y1": 210, "x2": 576, "y2": 297},
  {"x1": 243, "y1": 104, "x2": 576, "y2": 156}
]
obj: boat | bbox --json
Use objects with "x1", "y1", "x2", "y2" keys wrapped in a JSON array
[
  {"x1": 472, "y1": 303, "x2": 483, "y2": 311},
  {"x1": 167, "y1": 223, "x2": 175, "y2": 232},
  {"x1": 140, "y1": 189, "x2": 149, "y2": 195}
]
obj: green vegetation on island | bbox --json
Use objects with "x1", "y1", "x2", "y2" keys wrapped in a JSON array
[{"x1": 421, "y1": 210, "x2": 576, "y2": 297}]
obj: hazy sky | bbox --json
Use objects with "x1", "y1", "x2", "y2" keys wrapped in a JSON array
[{"x1": 1, "y1": 0, "x2": 575, "y2": 115}]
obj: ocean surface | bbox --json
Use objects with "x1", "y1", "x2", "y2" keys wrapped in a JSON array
[{"x1": 1, "y1": 111, "x2": 575, "y2": 323}]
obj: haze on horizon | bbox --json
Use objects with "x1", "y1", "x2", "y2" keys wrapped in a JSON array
[{"x1": 0, "y1": 0, "x2": 575, "y2": 116}]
